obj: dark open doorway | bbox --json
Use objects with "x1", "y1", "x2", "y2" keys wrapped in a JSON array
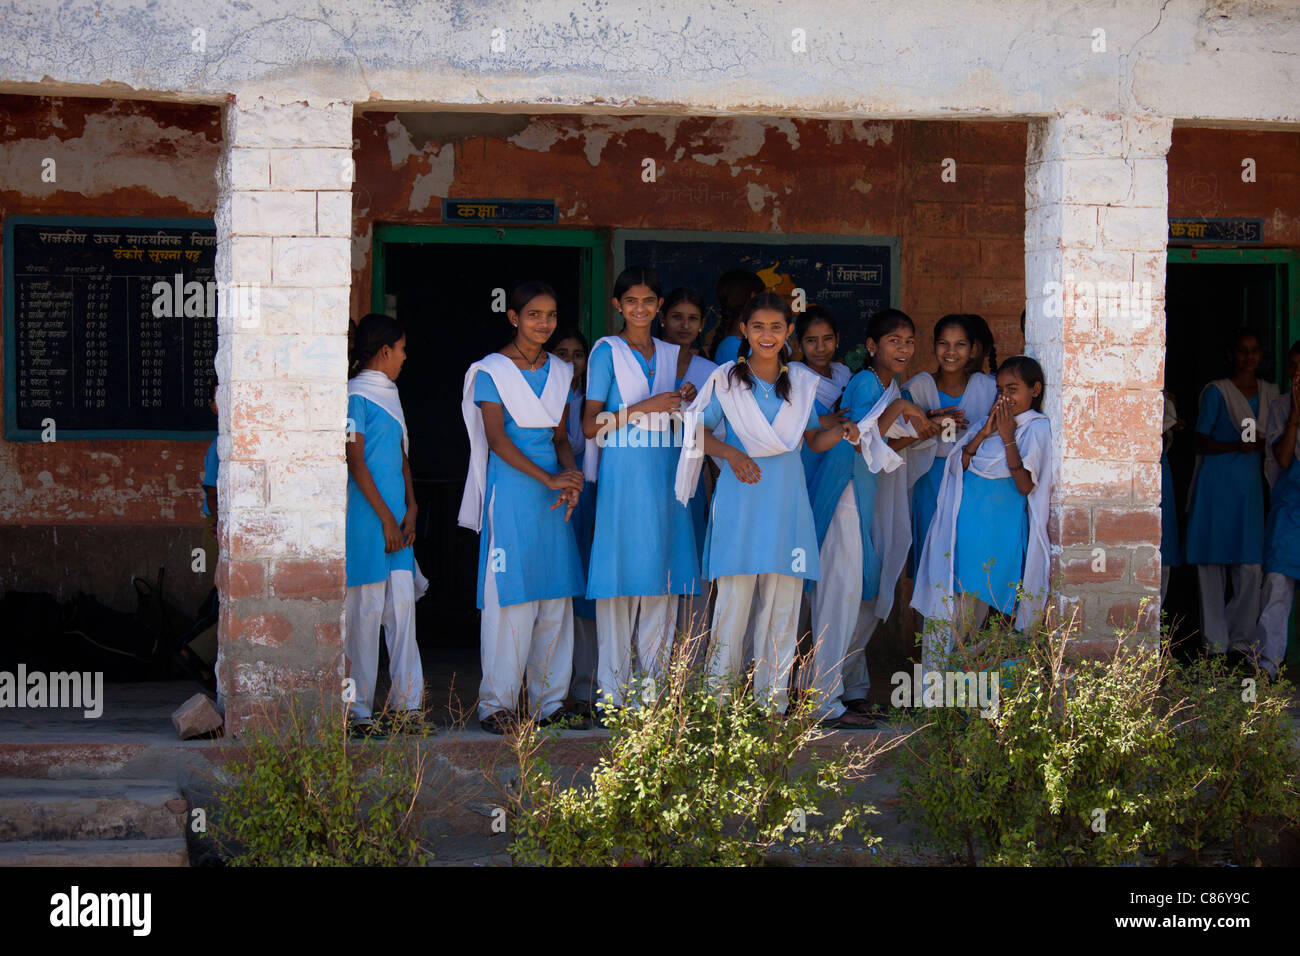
[
  {"x1": 371, "y1": 226, "x2": 607, "y2": 648},
  {"x1": 1164, "y1": 250, "x2": 1300, "y2": 666}
]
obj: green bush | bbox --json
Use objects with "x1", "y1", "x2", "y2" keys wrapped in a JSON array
[
  {"x1": 212, "y1": 699, "x2": 433, "y2": 866},
  {"x1": 504, "y1": 645, "x2": 885, "y2": 866},
  {"x1": 899, "y1": 608, "x2": 1300, "y2": 866}
]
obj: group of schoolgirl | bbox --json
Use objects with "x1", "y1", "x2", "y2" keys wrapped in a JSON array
[
  {"x1": 1166, "y1": 328, "x2": 1297, "y2": 680},
  {"x1": 338, "y1": 272, "x2": 1056, "y2": 735}
]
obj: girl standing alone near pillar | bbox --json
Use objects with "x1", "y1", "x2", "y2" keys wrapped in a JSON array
[{"x1": 345, "y1": 313, "x2": 425, "y2": 736}]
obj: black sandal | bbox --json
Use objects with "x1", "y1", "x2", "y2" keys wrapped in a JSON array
[{"x1": 479, "y1": 710, "x2": 513, "y2": 736}]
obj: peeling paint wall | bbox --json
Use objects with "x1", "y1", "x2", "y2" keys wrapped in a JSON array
[
  {"x1": 0, "y1": 95, "x2": 221, "y2": 610},
  {"x1": 350, "y1": 112, "x2": 1030, "y2": 365}
]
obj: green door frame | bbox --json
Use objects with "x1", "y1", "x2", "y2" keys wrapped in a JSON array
[
  {"x1": 1166, "y1": 247, "x2": 1300, "y2": 384},
  {"x1": 1167, "y1": 247, "x2": 1300, "y2": 668},
  {"x1": 370, "y1": 224, "x2": 609, "y2": 343}
]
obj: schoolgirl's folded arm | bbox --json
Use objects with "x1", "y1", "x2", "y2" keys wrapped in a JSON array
[{"x1": 481, "y1": 401, "x2": 580, "y2": 492}]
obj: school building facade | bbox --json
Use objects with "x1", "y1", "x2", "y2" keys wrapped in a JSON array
[{"x1": 0, "y1": 1, "x2": 1297, "y2": 729}]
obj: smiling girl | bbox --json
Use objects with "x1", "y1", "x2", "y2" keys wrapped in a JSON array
[
  {"x1": 807, "y1": 308, "x2": 938, "y2": 726},
  {"x1": 904, "y1": 315, "x2": 998, "y2": 580},
  {"x1": 459, "y1": 283, "x2": 587, "y2": 735},
  {"x1": 677, "y1": 293, "x2": 858, "y2": 715},
  {"x1": 912, "y1": 355, "x2": 1053, "y2": 656},
  {"x1": 583, "y1": 267, "x2": 701, "y2": 717},
  {"x1": 791, "y1": 305, "x2": 852, "y2": 487}
]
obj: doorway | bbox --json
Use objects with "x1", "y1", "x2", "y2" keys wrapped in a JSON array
[
  {"x1": 1163, "y1": 249, "x2": 1300, "y2": 666},
  {"x1": 371, "y1": 225, "x2": 608, "y2": 646}
]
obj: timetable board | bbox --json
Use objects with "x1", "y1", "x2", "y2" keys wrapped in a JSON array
[{"x1": 3, "y1": 217, "x2": 218, "y2": 440}]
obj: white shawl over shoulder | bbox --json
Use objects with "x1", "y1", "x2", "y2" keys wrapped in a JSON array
[
  {"x1": 583, "y1": 336, "x2": 681, "y2": 482},
  {"x1": 458, "y1": 352, "x2": 572, "y2": 533}
]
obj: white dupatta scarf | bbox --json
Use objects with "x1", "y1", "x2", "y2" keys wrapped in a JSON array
[
  {"x1": 850, "y1": 375, "x2": 915, "y2": 621},
  {"x1": 582, "y1": 336, "x2": 680, "y2": 482},
  {"x1": 458, "y1": 352, "x2": 572, "y2": 533},
  {"x1": 1186, "y1": 377, "x2": 1280, "y2": 511},
  {"x1": 675, "y1": 362, "x2": 819, "y2": 505},
  {"x1": 791, "y1": 361, "x2": 851, "y2": 412},
  {"x1": 911, "y1": 409, "x2": 1052, "y2": 631},
  {"x1": 902, "y1": 371, "x2": 997, "y2": 490}
]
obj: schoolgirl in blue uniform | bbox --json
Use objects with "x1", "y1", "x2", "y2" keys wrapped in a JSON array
[
  {"x1": 1253, "y1": 344, "x2": 1300, "y2": 679},
  {"x1": 582, "y1": 267, "x2": 700, "y2": 713},
  {"x1": 459, "y1": 283, "x2": 587, "y2": 735},
  {"x1": 912, "y1": 356, "x2": 1053, "y2": 660},
  {"x1": 791, "y1": 305, "x2": 852, "y2": 488},
  {"x1": 807, "y1": 309, "x2": 937, "y2": 727},
  {"x1": 1184, "y1": 329, "x2": 1277, "y2": 656},
  {"x1": 676, "y1": 293, "x2": 859, "y2": 715},
  {"x1": 548, "y1": 328, "x2": 598, "y2": 710},
  {"x1": 904, "y1": 315, "x2": 997, "y2": 580},
  {"x1": 345, "y1": 314, "x2": 425, "y2": 734}
]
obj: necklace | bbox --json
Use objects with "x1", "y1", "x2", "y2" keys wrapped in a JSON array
[
  {"x1": 753, "y1": 374, "x2": 777, "y2": 398},
  {"x1": 512, "y1": 341, "x2": 545, "y2": 370},
  {"x1": 871, "y1": 365, "x2": 891, "y2": 390},
  {"x1": 621, "y1": 333, "x2": 656, "y2": 377}
]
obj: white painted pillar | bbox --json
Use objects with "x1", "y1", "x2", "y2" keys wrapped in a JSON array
[
  {"x1": 212, "y1": 94, "x2": 354, "y2": 730},
  {"x1": 1024, "y1": 111, "x2": 1173, "y2": 645}
]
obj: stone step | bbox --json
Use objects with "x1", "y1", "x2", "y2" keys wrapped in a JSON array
[
  {"x1": 0, "y1": 837, "x2": 188, "y2": 867},
  {"x1": 0, "y1": 779, "x2": 187, "y2": 842}
]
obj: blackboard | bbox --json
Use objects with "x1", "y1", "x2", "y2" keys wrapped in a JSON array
[
  {"x1": 615, "y1": 230, "x2": 899, "y2": 356},
  {"x1": 4, "y1": 216, "x2": 218, "y2": 440}
]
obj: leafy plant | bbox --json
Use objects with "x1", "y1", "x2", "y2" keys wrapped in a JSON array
[
  {"x1": 211, "y1": 697, "x2": 433, "y2": 866},
  {"x1": 503, "y1": 635, "x2": 888, "y2": 866}
]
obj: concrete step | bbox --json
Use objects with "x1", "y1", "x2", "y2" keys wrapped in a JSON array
[
  {"x1": 0, "y1": 779, "x2": 187, "y2": 841},
  {"x1": 0, "y1": 837, "x2": 188, "y2": 866}
]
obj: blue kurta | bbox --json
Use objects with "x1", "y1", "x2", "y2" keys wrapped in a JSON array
[
  {"x1": 714, "y1": 335, "x2": 741, "y2": 366},
  {"x1": 807, "y1": 369, "x2": 891, "y2": 600},
  {"x1": 909, "y1": 387, "x2": 964, "y2": 578},
  {"x1": 473, "y1": 360, "x2": 585, "y2": 608},
  {"x1": 800, "y1": 389, "x2": 842, "y2": 486},
  {"x1": 1185, "y1": 388, "x2": 1264, "y2": 566},
  {"x1": 585, "y1": 341, "x2": 700, "y2": 598},
  {"x1": 953, "y1": 474, "x2": 1029, "y2": 614},
  {"x1": 200, "y1": 439, "x2": 219, "y2": 516},
  {"x1": 568, "y1": 392, "x2": 597, "y2": 618},
  {"x1": 1264, "y1": 454, "x2": 1300, "y2": 579},
  {"x1": 1160, "y1": 452, "x2": 1183, "y2": 567},
  {"x1": 699, "y1": 384, "x2": 821, "y2": 580},
  {"x1": 346, "y1": 394, "x2": 414, "y2": 587}
]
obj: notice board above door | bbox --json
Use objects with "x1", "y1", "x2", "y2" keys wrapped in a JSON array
[
  {"x1": 613, "y1": 230, "x2": 899, "y2": 353},
  {"x1": 3, "y1": 216, "x2": 218, "y2": 440}
]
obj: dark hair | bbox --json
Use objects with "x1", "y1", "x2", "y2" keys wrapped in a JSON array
[
  {"x1": 864, "y1": 308, "x2": 915, "y2": 371},
  {"x1": 508, "y1": 280, "x2": 558, "y2": 317},
  {"x1": 708, "y1": 269, "x2": 766, "y2": 357},
  {"x1": 349, "y1": 313, "x2": 404, "y2": 378},
  {"x1": 997, "y1": 355, "x2": 1046, "y2": 412},
  {"x1": 796, "y1": 304, "x2": 838, "y2": 343},
  {"x1": 965, "y1": 313, "x2": 997, "y2": 373},
  {"x1": 727, "y1": 292, "x2": 794, "y2": 402},
  {"x1": 547, "y1": 327, "x2": 590, "y2": 393},
  {"x1": 613, "y1": 266, "x2": 663, "y2": 302},
  {"x1": 1228, "y1": 327, "x2": 1260, "y2": 351},
  {"x1": 1288, "y1": 339, "x2": 1300, "y2": 358}
]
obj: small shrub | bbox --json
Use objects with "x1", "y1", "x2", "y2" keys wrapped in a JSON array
[
  {"x1": 211, "y1": 697, "x2": 433, "y2": 866},
  {"x1": 899, "y1": 605, "x2": 1300, "y2": 865},
  {"x1": 503, "y1": 636, "x2": 887, "y2": 866}
]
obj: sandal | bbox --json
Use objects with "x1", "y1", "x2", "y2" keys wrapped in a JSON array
[
  {"x1": 479, "y1": 710, "x2": 513, "y2": 736},
  {"x1": 820, "y1": 710, "x2": 878, "y2": 730}
]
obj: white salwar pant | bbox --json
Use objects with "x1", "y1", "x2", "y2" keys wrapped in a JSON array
[
  {"x1": 1250, "y1": 572, "x2": 1292, "y2": 677},
  {"x1": 811, "y1": 485, "x2": 882, "y2": 715},
  {"x1": 710, "y1": 573, "x2": 803, "y2": 714},
  {"x1": 1197, "y1": 563, "x2": 1262, "y2": 654},
  {"x1": 570, "y1": 615, "x2": 598, "y2": 704},
  {"x1": 344, "y1": 569, "x2": 424, "y2": 722},
  {"x1": 478, "y1": 498, "x2": 574, "y2": 722},
  {"x1": 595, "y1": 595, "x2": 679, "y2": 707}
]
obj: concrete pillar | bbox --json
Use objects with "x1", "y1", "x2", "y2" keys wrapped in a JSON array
[
  {"x1": 212, "y1": 94, "x2": 354, "y2": 731},
  {"x1": 1024, "y1": 111, "x2": 1173, "y2": 645}
]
